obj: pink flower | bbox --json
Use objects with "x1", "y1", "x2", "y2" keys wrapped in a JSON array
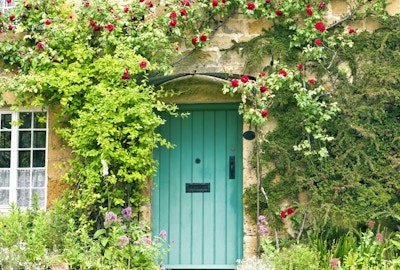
[
  {"x1": 169, "y1": 20, "x2": 177, "y2": 27},
  {"x1": 121, "y1": 68, "x2": 130, "y2": 80},
  {"x1": 231, "y1": 79, "x2": 239, "y2": 87},
  {"x1": 105, "y1": 24, "x2": 114, "y2": 32},
  {"x1": 287, "y1": 207, "x2": 295, "y2": 215},
  {"x1": 319, "y1": 2, "x2": 326, "y2": 9},
  {"x1": 275, "y1": 9, "x2": 283, "y2": 16},
  {"x1": 348, "y1": 28, "x2": 355, "y2": 34},
  {"x1": 315, "y1": 39, "x2": 322, "y2": 46},
  {"x1": 376, "y1": 233, "x2": 384, "y2": 243},
  {"x1": 84, "y1": 1, "x2": 90, "y2": 7},
  {"x1": 368, "y1": 220, "x2": 375, "y2": 229},
  {"x1": 170, "y1": 11, "x2": 177, "y2": 18},
  {"x1": 212, "y1": 0, "x2": 218, "y2": 7},
  {"x1": 139, "y1": 61, "x2": 147, "y2": 68},
  {"x1": 37, "y1": 41, "x2": 45, "y2": 50},
  {"x1": 118, "y1": 236, "x2": 130, "y2": 247},
  {"x1": 278, "y1": 70, "x2": 287, "y2": 77},
  {"x1": 306, "y1": 8, "x2": 313, "y2": 16},
  {"x1": 191, "y1": 37, "x2": 197, "y2": 46},
  {"x1": 260, "y1": 85, "x2": 267, "y2": 92},
  {"x1": 241, "y1": 75, "x2": 249, "y2": 83},
  {"x1": 247, "y1": 2, "x2": 256, "y2": 10},
  {"x1": 315, "y1": 21, "x2": 326, "y2": 32},
  {"x1": 146, "y1": 1, "x2": 153, "y2": 7},
  {"x1": 45, "y1": 19, "x2": 51, "y2": 25},
  {"x1": 180, "y1": 8, "x2": 187, "y2": 16},
  {"x1": 309, "y1": 79, "x2": 316, "y2": 85},
  {"x1": 330, "y1": 258, "x2": 340, "y2": 269},
  {"x1": 199, "y1": 34, "x2": 207, "y2": 42},
  {"x1": 280, "y1": 211, "x2": 287, "y2": 218},
  {"x1": 124, "y1": 7, "x2": 129, "y2": 12},
  {"x1": 261, "y1": 110, "x2": 268, "y2": 118}
]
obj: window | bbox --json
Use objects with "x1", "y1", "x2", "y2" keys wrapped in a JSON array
[
  {"x1": 0, "y1": 0, "x2": 16, "y2": 14},
  {"x1": 0, "y1": 110, "x2": 47, "y2": 211}
]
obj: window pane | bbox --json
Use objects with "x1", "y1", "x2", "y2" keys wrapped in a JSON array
[
  {"x1": 17, "y1": 189, "x2": 30, "y2": 207},
  {"x1": 18, "y1": 150, "x2": 31, "y2": 167},
  {"x1": 0, "y1": 131, "x2": 11, "y2": 148},
  {"x1": 32, "y1": 189, "x2": 45, "y2": 208},
  {"x1": 33, "y1": 131, "x2": 46, "y2": 148},
  {"x1": 33, "y1": 150, "x2": 45, "y2": 167},
  {"x1": 1, "y1": 114, "x2": 11, "y2": 129},
  {"x1": 0, "y1": 170, "x2": 10, "y2": 187},
  {"x1": 32, "y1": 169, "x2": 45, "y2": 187},
  {"x1": 0, "y1": 151, "x2": 11, "y2": 168},
  {"x1": 0, "y1": 190, "x2": 9, "y2": 205},
  {"x1": 34, "y1": 112, "x2": 47, "y2": 128},
  {"x1": 19, "y1": 131, "x2": 32, "y2": 148},
  {"x1": 19, "y1": 112, "x2": 32, "y2": 128},
  {"x1": 18, "y1": 170, "x2": 31, "y2": 187}
]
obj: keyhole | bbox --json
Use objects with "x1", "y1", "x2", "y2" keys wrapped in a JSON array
[{"x1": 195, "y1": 158, "x2": 201, "y2": 164}]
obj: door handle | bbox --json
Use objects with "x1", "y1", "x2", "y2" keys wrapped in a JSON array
[{"x1": 229, "y1": 156, "x2": 235, "y2": 179}]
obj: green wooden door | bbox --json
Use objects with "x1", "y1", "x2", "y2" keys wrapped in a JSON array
[{"x1": 152, "y1": 103, "x2": 243, "y2": 269}]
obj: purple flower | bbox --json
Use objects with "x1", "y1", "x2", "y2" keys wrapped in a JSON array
[
  {"x1": 118, "y1": 236, "x2": 130, "y2": 247},
  {"x1": 121, "y1": 206, "x2": 132, "y2": 219},
  {"x1": 142, "y1": 237, "x2": 152, "y2": 245},
  {"x1": 159, "y1": 230, "x2": 167, "y2": 240},
  {"x1": 258, "y1": 215, "x2": 266, "y2": 222},
  {"x1": 105, "y1": 211, "x2": 118, "y2": 225}
]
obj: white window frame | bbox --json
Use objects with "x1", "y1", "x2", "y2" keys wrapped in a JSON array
[
  {"x1": 0, "y1": 108, "x2": 48, "y2": 212},
  {"x1": 0, "y1": 0, "x2": 16, "y2": 14}
]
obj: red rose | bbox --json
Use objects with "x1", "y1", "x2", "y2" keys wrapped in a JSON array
[
  {"x1": 93, "y1": 25, "x2": 101, "y2": 31},
  {"x1": 180, "y1": 8, "x2": 187, "y2": 16},
  {"x1": 37, "y1": 42, "x2": 45, "y2": 50},
  {"x1": 259, "y1": 71, "x2": 266, "y2": 77},
  {"x1": 84, "y1": 1, "x2": 90, "y2": 7},
  {"x1": 306, "y1": 3, "x2": 311, "y2": 8},
  {"x1": 278, "y1": 70, "x2": 287, "y2": 77},
  {"x1": 319, "y1": 2, "x2": 326, "y2": 9},
  {"x1": 6, "y1": 0, "x2": 12, "y2": 3},
  {"x1": 280, "y1": 211, "x2": 287, "y2": 218},
  {"x1": 275, "y1": 9, "x2": 283, "y2": 16},
  {"x1": 9, "y1": 15, "x2": 15, "y2": 22},
  {"x1": 348, "y1": 28, "x2": 355, "y2": 34},
  {"x1": 8, "y1": 24, "x2": 13, "y2": 30},
  {"x1": 306, "y1": 8, "x2": 312, "y2": 16},
  {"x1": 247, "y1": 2, "x2": 255, "y2": 10},
  {"x1": 146, "y1": 1, "x2": 153, "y2": 7},
  {"x1": 261, "y1": 110, "x2": 268, "y2": 118},
  {"x1": 45, "y1": 19, "x2": 51, "y2": 25},
  {"x1": 105, "y1": 24, "x2": 114, "y2": 32},
  {"x1": 191, "y1": 37, "x2": 197, "y2": 46},
  {"x1": 309, "y1": 79, "x2": 316, "y2": 85},
  {"x1": 139, "y1": 61, "x2": 147, "y2": 68},
  {"x1": 199, "y1": 34, "x2": 207, "y2": 42},
  {"x1": 170, "y1": 11, "x2": 177, "y2": 18},
  {"x1": 260, "y1": 85, "x2": 267, "y2": 92},
  {"x1": 241, "y1": 75, "x2": 249, "y2": 83},
  {"x1": 231, "y1": 79, "x2": 239, "y2": 87},
  {"x1": 315, "y1": 39, "x2": 322, "y2": 46},
  {"x1": 90, "y1": 20, "x2": 96, "y2": 26},
  {"x1": 121, "y1": 68, "x2": 130, "y2": 80},
  {"x1": 24, "y1": 3, "x2": 31, "y2": 9},
  {"x1": 266, "y1": 0, "x2": 270, "y2": 3},
  {"x1": 212, "y1": 0, "x2": 218, "y2": 7},
  {"x1": 124, "y1": 7, "x2": 129, "y2": 12},
  {"x1": 169, "y1": 20, "x2": 177, "y2": 27},
  {"x1": 287, "y1": 207, "x2": 295, "y2": 215},
  {"x1": 297, "y1": 64, "x2": 303, "y2": 69},
  {"x1": 315, "y1": 21, "x2": 326, "y2": 32}
]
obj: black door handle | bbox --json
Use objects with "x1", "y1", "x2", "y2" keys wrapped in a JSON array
[{"x1": 229, "y1": 156, "x2": 235, "y2": 179}]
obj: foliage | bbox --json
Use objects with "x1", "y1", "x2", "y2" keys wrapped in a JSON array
[
  {"x1": 60, "y1": 206, "x2": 170, "y2": 269},
  {"x1": 0, "y1": 198, "x2": 62, "y2": 269}
]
